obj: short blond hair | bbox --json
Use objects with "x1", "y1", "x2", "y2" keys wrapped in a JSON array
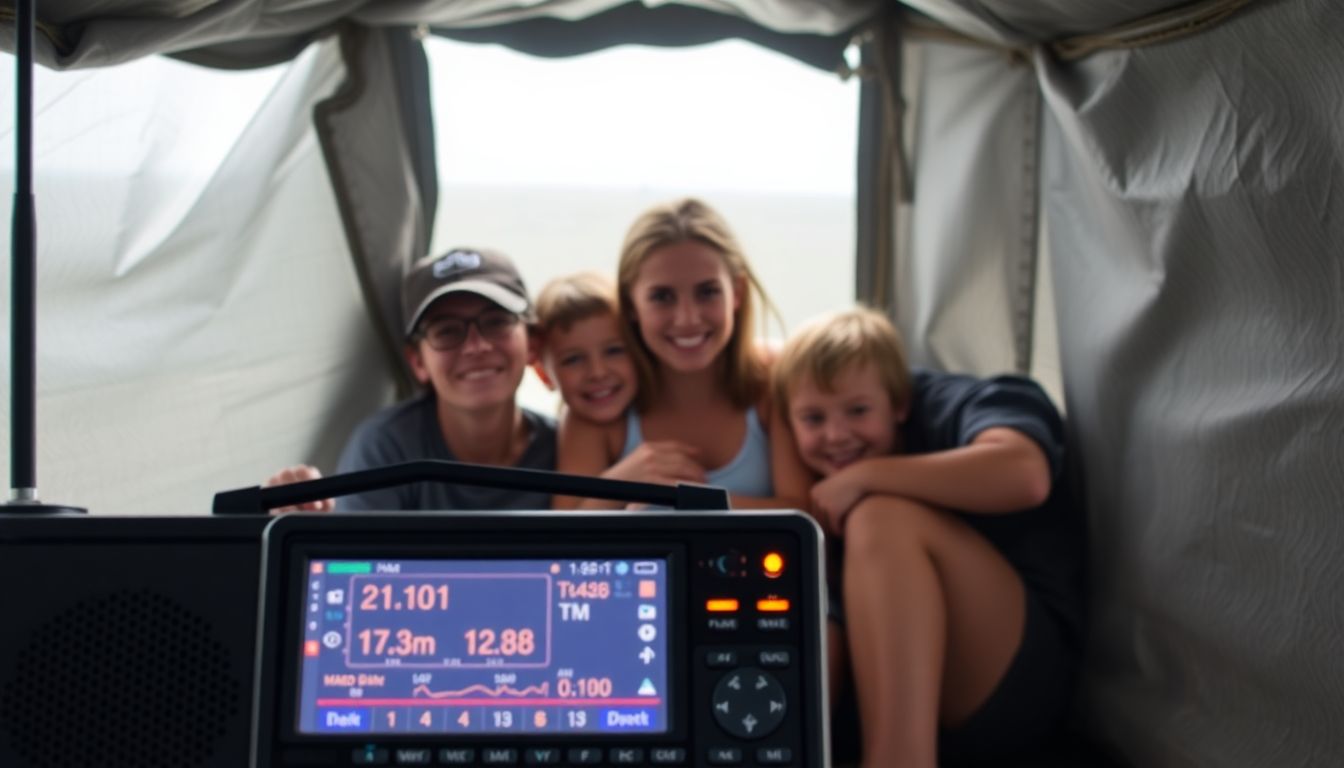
[
  {"x1": 773, "y1": 306, "x2": 912, "y2": 416},
  {"x1": 534, "y1": 271, "x2": 619, "y2": 337},
  {"x1": 617, "y1": 197, "x2": 778, "y2": 411}
]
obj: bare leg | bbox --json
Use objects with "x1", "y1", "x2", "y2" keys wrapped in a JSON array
[{"x1": 841, "y1": 495, "x2": 1026, "y2": 767}]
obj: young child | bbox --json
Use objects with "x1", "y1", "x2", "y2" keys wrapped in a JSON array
[
  {"x1": 773, "y1": 307, "x2": 1084, "y2": 767},
  {"x1": 534, "y1": 271, "x2": 706, "y2": 496},
  {"x1": 558, "y1": 197, "x2": 808, "y2": 510},
  {"x1": 533, "y1": 271, "x2": 639, "y2": 427}
]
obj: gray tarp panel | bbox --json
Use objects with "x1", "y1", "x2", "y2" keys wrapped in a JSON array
[
  {"x1": 1036, "y1": 2, "x2": 1344, "y2": 763},
  {"x1": 313, "y1": 24, "x2": 432, "y2": 395},
  {"x1": 894, "y1": 0, "x2": 1344, "y2": 765}
]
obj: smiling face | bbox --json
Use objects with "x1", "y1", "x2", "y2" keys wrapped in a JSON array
[
  {"x1": 406, "y1": 293, "x2": 533, "y2": 413},
  {"x1": 627, "y1": 239, "x2": 743, "y2": 375},
  {"x1": 787, "y1": 363, "x2": 905, "y2": 476},
  {"x1": 541, "y1": 312, "x2": 636, "y2": 424}
]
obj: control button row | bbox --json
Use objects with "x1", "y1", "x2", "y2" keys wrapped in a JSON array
[
  {"x1": 356, "y1": 746, "x2": 689, "y2": 765},
  {"x1": 707, "y1": 617, "x2": 791, "y2": 632},
  {"x1": 705, "y1": 649, "x2": 791, "y2": 669},
  {"x1": 704, "y1": 597, "x2": 792, "y2": 614},
  {"x1": 707, "y1": 746, "x2": 794, "y2": 765}
]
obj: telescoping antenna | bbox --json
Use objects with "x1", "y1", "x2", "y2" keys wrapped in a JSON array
[{"x1": 6, "y1": 0, "x2": 86, "y2": 515}]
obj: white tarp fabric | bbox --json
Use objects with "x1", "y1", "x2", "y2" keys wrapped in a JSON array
[
  {"x1": 895, "y1": 0, "x2": 1344, "y2": 765},
  {"x1": 0, "y1": 39, "x2": 393, "y2": 514},
  {"x1": 893, "y1": 40, "x2": 1044, "y2": 379}
]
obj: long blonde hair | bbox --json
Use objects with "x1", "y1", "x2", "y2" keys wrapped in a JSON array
[{"x1": 617, "y1": 197, "x2": 777, "y2": 411}]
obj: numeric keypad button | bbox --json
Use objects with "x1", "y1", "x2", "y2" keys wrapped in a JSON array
[
  {"x1": 565, "y1": 746, "x2": 602, "y2": 764},
  {"x1": 523, "y1": 747, "x2": 561, "y2": 764},
  {"x1": 437, "y1": 748, "x2": 475, "y2": 765},
  {"x1": 649, "y1": 747, "x2": 687, "y2": 764},
  {"x1": 609, "y1": 747, "x2": 645, "y2": 764},
  {"x1": 707, "y1": 747, "x2": 743, "y2": 764},
  {"x1": 481, "y1": 747, "x2": 519, "y2": 764}
]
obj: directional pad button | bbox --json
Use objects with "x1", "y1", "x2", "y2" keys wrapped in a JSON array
[{"x1": 711, "y1": 667, "x2": 786, "y2": 739}]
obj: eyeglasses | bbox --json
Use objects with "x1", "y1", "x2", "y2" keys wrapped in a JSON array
[{"x1": 417, "y1": 309, "x2": 522, "y2": 351}]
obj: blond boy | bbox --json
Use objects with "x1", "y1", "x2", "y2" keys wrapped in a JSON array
[{"x1": 774, "y1": 307, "x2": 1084, "y2": 767}]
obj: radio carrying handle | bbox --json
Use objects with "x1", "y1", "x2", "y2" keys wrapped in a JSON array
[{"x1": 212, "y1": 460, "x2": 731, "y2": 514}]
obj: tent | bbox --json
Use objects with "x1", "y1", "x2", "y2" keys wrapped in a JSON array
[{"x1": 3, "y1": 1, "x2": 1342, "y2": 765}]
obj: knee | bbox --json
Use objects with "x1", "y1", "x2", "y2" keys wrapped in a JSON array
[{"x1": 843, "y1": 495, "x2": 940, "y2": 556}]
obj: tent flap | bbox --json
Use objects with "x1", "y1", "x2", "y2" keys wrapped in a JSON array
[
  {"x1": 431, "y1": 1, "x2": 857, "y2": 72},
  {"x1": 1036, "y1": 0, "x2": 1344, "y2": 764},
  {"x1": 3, "y1": 0, "x2": 879, "y2": 70},
  {"x1": 894, "y1": 38, "x2": 1042, "y2": 377},
  {"x1": 314, "y1": 23, "x2": 434, "y2": 396}
]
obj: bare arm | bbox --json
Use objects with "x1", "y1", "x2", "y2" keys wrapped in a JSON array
[
  {"x1": 554, "y1": 411, "x2": 706, "y2": 510},
  {"x1": 863, "y1": 427, "x2": 1051, "y2": 511},
  {"x1": 262, "y1": 465, "x2": 334, "y2": 513},
  {"x1": 811, "y1": 427, "x2": 1052, "y2": 530},
  {"x1": 553, "y1": 411, "x2": 622, "y2": 510}
]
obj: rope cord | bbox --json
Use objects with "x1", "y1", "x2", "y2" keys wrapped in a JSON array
[
  {"x1": 1052, "y1": 0, "x2": 1258, "y2": 61},
  {"x1": 894, "y1": 0, "x2": 1259, "y2": 61}
]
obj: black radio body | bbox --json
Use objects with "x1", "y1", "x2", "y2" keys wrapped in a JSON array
[{"x1": 253, "y1": 512, "x2": 828, "y2": 768}]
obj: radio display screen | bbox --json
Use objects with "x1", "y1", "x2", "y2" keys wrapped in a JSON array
[{"x1": 295, "y1": 557, "x2": 670, "y2": 736}]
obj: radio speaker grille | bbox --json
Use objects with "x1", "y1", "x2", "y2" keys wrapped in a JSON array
[
  {"x1": 0, "y1": 589, "x2": 242, "y2": 768},
  {"x1": 0, "y1": 516, "x2": 266, "y2": 768}
]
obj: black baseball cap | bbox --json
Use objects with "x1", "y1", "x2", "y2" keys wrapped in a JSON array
[{"x1": 402, "y1": 247, "x2": 532, "y2": 336}]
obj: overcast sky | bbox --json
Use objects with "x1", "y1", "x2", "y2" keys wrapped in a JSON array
[{"x1": 427, "y1": 38, "x2": 859, "y2": 196}]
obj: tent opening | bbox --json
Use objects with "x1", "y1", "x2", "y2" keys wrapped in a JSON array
[{"x1": 423, "y1": 37, "x2": 860, "y2": 413}]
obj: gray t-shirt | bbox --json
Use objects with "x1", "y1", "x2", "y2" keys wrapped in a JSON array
[{"x1": 333, "y1": 394, "x2": 557, "y2": 512}]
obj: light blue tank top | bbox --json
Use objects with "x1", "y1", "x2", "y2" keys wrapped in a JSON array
[{"x1": 620, "y1": 407, "x2": 774, "y2": 498}]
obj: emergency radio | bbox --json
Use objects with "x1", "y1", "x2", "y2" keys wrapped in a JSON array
[{"x1": 251, "y1": 511, "x2": 828, "y2": 767}]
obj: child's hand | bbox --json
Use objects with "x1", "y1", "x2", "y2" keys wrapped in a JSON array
[
  {"x1": 604, "y1": 441, "x2": 706, "y2": 486},
  {"x1": 262, "y1": 464, "x2": 335, "y2": 514},
  {"x1": 810, "y1": 467, "x2": 868, "y2": 535}
]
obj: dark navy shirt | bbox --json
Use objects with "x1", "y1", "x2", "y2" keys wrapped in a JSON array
[
  {"x1": 903, "y1": 369, "x2": 1086, "y2": 647},
  {"x1": 334, "y1": 393, "x2": 557, "y2": 512}
]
